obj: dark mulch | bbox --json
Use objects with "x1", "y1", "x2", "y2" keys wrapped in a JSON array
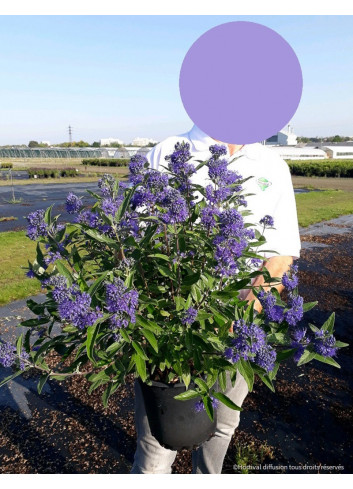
[{"x1": 0, "y1": 232, "x2": 352, "y2": 474}]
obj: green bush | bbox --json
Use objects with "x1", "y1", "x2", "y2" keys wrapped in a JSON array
[
  {"x1": 28, "y1": 168, "x2": 80, "y2": 179},
  {"x1": 1, "y1": 162, "x2": 13, "y2": 169},
  {"x1": 81, "y1": 158, "x2": 130, "y2": 167},
  {"x1": 286, "y1": 159, "x2": 353, "y2": 178}
]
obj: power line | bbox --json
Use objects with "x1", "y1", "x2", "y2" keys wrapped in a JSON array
[{"x1": 68, "y1": 125, "x2": 73, "y2": 145}]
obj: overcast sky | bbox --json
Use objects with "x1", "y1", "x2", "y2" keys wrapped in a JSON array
[{"x1": 0, "y1": 15, "x2": 352, "y2": 144}]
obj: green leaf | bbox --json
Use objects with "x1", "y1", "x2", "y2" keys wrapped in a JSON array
[
  {"x1": 212, "y1": 391, "x2": 243, "y2": 411},
  {"x1": 303, "y1": 301, "x2": 318, "y2": 312},
  {"x1": 16, "y1": 334, "x2": 23, "y2": 358},
  {"x1": 132, "y1": 341, "x2": 149, "y2": 360},
  {"x1": 141, "y1": 328, "x2": 158, "y2": 353},
  {"x1": 203, "y1": 395, "x2": 214, "y2": 421},
  {"x1": 135, "y1": 316, "x2": 163, "y2": 334},
  {"x1": 120, "y1": 328, "x2": 131, "y2": 343},
  {"x1": 182, "y1": 373, "x2": 191, "y2": 389},
  {"x1": 88, "y1": 270, "x2": 110, "y2": 297},
  {"x1": 276, "y1": 348, "x2": 296, "y2": 362},
  {"x1": 134, "y1": 353, "x2": 147, "y2": 381},
  {"x1": 257, "y1": 373, "x2": 275, "y2": 392},
  {"x1": 297, "y1": 350, "x2": 317, "y2": 366},
  {"x1": 237, "y1": 359, "x2": 254, "y2": 392},
  {"x1": 102, "y1": 383, "x2": 113, "y2": 408},
  {"x1": 37, "y1": 373, "x2": 50, "y2": 394},
  {"x1": 194, "y1": 377, "x2": 208, "y2": 393},
  {"x1": 84, "y1": 228, "x2": 119, "y2": 247},
  {"x1": 55, "y1": 261, "x2": 74, "y2": 285},
  {"x1": 267, "y1": 333, "x2": 288, "y2": 345},
  {"x1": 157, "y1": 265, "x2": 175, "y2": 279},
  {"x1": 0, "y1": 368, "x2": 29, "y2": 388},
  {"x1": 182, "y1": 272, "x2": 201, "y2": 286},
  {"x1": 321, "y1": 312, "x2": 335, "y2": 333},
  {"x1": 314, "y1": 353, "x2": 341, "y2": 368},
  {"x1": 124, "y1": 270, "x2": 135, "y2": 288},
  {"x1": 148, "y1": 253, "x2": 170, "y2": 262},
  {"x1": 335, "y1": 341, "x2": 349, "y2": 348},
  {"x1": 218, "y1": 371, "x2": 227, "y2": 391},
  {"x1": 174, "y1": 389, "x2": 200, "y2": 401},
  {"x1": 86, "y1": 324, "x2": 100, "y2": 364},
  {"x1": 44, "y1": 205, "x2": 53, "y2": 225}
]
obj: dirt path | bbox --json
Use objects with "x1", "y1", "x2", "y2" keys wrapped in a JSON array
[{"x1": 0, "y1": 216, "x2": 352, "y2": 474}]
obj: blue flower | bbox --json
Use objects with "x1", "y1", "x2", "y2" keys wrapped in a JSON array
[
  {"x1": 312, "y1": 329, "x2": 337, "y2": 357},
  {"x1": 26, "y1": 209, "x2": 48, "y2": 240},
  {"x1": 105, "y1": 278, "x2": 139, "y2": 329},
  {"x1": 181, "y1": 307, "x2": 198, "y2": 325},
  {"x1": 65, "y1": 192, "x2": 82, "y2": 214},
  {"x1": 259, "y1": 215, "x2": 274, "y2": 227},
  {"x1": 194, "y1": 396, "x2": 219, "y2": 413},
  {"x1": 284, "y1": 294, "x2": 304, "y2": 326}
]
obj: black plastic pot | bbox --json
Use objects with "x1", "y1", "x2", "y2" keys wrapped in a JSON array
[{"x1": 138, "y1": 378, "x2": 217, "y2": 450}]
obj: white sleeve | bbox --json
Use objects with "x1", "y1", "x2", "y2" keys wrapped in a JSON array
[
  {"x1": 260, "y1": 164, "x2": 301, "y2": 260},
  {"x1": 145, "y1": 144, "x2": 163, "y2": 170}
]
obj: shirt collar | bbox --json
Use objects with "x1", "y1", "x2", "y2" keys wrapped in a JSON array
[{"x1": 185, "y1": 124, "x2": 259, "y2": 160}]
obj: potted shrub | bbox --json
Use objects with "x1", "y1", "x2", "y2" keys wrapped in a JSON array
[{"x1": 0, "y1": 142, "x2": 348, "y2": 450}]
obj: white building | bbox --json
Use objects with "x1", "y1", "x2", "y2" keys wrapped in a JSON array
[
  {"x1": 100, "y1": 137, "x2": 124, "y2": 146},
  {"x1": 266, "y1": 125, "x2": 297, "y2": 146},
  {"x1": 132, "y1": 137, "x2": 158, "y2": 147},
  {"x1": 113, "y1": 146, "x2": 144, "y2": 158},
  {"x1": 322, "y1": 146, "x2": 353, "y2": 159},
  {"x1": 267, "y1": 146, "x2": 327, "y2": 160}
]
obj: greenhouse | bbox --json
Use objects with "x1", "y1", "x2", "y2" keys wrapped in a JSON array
[
  {"x1": 267, "y1": 146, "x2": 328, "y2": 160},
  {"x1": 0, "y1": 147, "x2": 111, "y2": 159}
]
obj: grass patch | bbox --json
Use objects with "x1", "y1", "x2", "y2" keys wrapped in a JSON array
[
  {"x1": 0, "y1": 216, "x2": 18, "y2": 222},
  {"x1": 0, "y1": 231, "x2": 42, "y2": 305},
  {"x1": 0, "y1": 175, "x2": 126, "y2": 186},
  {"x1": 296, "y1": 190, "x2": 353, "y2": 227}
]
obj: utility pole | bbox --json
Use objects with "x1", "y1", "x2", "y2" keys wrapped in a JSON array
[{"x1": 68, "y1": 125, "x2": 73, "y2": 146}]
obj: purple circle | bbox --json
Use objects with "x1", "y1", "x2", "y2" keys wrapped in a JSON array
[{"x1": 179, "y1": 21, "x2": 303, "y2": 144}]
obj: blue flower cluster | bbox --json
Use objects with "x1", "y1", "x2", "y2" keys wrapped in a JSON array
[
  {"x1": 26, "y1": 209, "x2": 48, "y2": 240},
  {"x1": 98, "y1": 174, "x2": 117, "y2": 197},
  {"x1": 312, "y1": 329, "x2": 337, "y2": 357},
  {"x1": 129, "y1": 154, "x2": 149, "y2": 186},
  {"x1": 0, "y1": 341, "x2": 29, "y2": 370},
  {"x1": 282, "y1": 263, "x2": 299, "y2": 291},
  {"x1": 66, "y1": 192, "x2": 82, "y2": 214},
  {"x1": 224, "y1": 319, "x2": 277, "y2": 372},
  {"x1": 105, "y1": 278, "x2": 139, "y2": 329},
  {"x1": 181, "y1": 307, "x2": 198, "y2": 325},
  {"x1": 165, "y1": 141, "x2": 195, "y2": 194},
  {"x1": 259, "y1": 215, "x2": 274, "y2": 227},
  {"x1": 45, "y1": 275, "x2": 102, "y2": 329},
  {"x1": 194, "y1": 395, "x2": 220, "y2": 413}
]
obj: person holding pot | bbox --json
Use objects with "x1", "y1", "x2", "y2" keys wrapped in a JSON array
[{"x1": 131, "y1": 124, "x2": 301, "y2": 474}]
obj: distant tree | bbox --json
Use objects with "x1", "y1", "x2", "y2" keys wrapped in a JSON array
[
  {"x1": 297, "y1": 137, "x2": 310, "y2": 143},
  {"x1": 92, "y1": 141, "x2": 101, "y2": 147},
  {"x1": 332, "y1": 135, "x2": 343, "y2": 142},
  {"x1": 28, "y1": 140, "x2": 39, "y2": 148},
  {"x1": 147, "y1": 142, "x2": 158, "y2": 147}
]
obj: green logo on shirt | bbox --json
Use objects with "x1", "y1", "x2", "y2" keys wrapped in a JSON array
[{"x1": 257, "y1": 177, "x2": 272, "y2": 191}]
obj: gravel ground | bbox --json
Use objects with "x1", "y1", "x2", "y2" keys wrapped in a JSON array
[{"x1": 0, "y1": 216, "x2": 352, "y2": 474}]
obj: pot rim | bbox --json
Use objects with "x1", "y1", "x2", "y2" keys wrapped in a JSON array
[{"x1": 137, "y1": 377, "x2": 191, "y2": 389}]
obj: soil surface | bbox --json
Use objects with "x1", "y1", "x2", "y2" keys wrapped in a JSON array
[{"x1": 0, "y1": 216, "x2": 352, "y2": 474}]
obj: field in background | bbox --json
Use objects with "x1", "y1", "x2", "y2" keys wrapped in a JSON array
[
  {"x1": 0, "y1": 157, "x2": 129, "y2": 175},
  {"x1": 0, "y1": 231, "x2": 40, "y2": 305}
]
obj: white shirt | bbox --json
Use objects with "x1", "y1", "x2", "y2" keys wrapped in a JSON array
[{"x1": 146, "y1": 124, "x2": 301, "y2": 260}]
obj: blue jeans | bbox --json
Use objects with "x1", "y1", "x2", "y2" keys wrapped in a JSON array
[{"x1": 131, "y1": 371, "x2": 249, "y2": 474}]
